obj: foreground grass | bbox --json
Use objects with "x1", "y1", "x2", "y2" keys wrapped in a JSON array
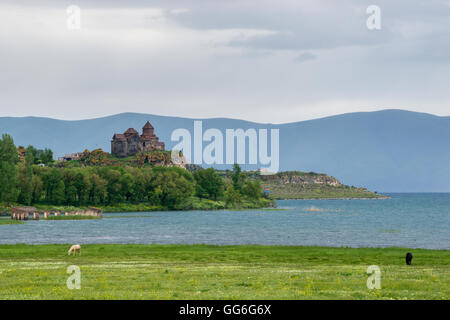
[
  {"x1": 43, "y1": 216, "x2": 101, "y2": 220},
  {"x1": 0, "y1": 245, "x2": 448, "y2": 300},
  {"x1": 0, "y1": 219, "x2": 23, "y2": 225}
]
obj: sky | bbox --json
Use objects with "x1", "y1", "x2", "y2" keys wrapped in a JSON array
[{"x1": 0, "y1": 0, "x2": 449, "y2": 123}]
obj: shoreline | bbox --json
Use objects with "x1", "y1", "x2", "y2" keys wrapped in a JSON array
[
  {"x1": 0, "y1": 243, "x2": 447, "y2": 250},
  {"x1": 275, "y1": 196, "x2": 391, "y2": 201},
  {"x1": 0, "y1": 195, "x2": 390, "y2": 213},
  {"x1": 1, "y1": 196, "x2": 394, "y2": 216},
  {"x1": 0, "y1": 199, "x2": 276, "y2": 215}
]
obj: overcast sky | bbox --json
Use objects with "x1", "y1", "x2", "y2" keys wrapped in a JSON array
[{"x1": 0, "y1": 0, "x2": 449, "y2": 123}]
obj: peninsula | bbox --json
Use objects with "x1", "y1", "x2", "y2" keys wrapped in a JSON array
[{"x1": 0, "y1": 121, "x2": 385, "y2": 216}]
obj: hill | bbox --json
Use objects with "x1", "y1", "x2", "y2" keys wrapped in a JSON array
[
  {"x1": 253, "y1": 171, "x2": 385, "y2": 199},
  {"x1": 1, "y1": 109, "x2": 449, "y2": 192}
]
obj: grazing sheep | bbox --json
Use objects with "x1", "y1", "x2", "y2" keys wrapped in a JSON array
[
  {"x1": 406, "y1": 252, "x2": 413, "y2": 265},
  {"x1": 68, "y1": 244, "x2": 81, "y2": 256}
]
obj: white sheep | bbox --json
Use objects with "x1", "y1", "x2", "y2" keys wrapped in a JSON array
[{"x1": 68, "y1": 244, "x2": 81, "y2": 256}]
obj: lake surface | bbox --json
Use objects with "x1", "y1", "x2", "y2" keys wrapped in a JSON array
[{"x1": 0, "y1": 193, "x2": 449, "y2": 249}]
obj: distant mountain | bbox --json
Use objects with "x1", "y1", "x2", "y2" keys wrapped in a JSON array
[{"x1": 1, "y1": 109, "x2": 449, "y2": 192}]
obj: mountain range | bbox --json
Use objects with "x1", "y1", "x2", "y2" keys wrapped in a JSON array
[{"x1": 1, "y1": 109, "x2": 449, "y2": 192}]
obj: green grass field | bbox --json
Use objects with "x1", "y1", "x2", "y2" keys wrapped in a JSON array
[
  {"x1": 0, "y1": 220, "x2": 23, "y2": 225},
  {"x1": 0, "y1": 245, "x2": 448, "y2": 300},
  {"x1": 42, "y1": 216, "x2": 101, "y2": 220}
]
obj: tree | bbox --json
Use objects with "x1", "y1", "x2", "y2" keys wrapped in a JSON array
[
  {"x1": 152, "y1": 170, "x2": 194, "y2": 209},
  {"x1": 62, "y1": 169, "x2": 77, "y2": 205},
  {"x1": 103, "y1": 169, "x2": 123, "y2": 204},
  {"x1": 119, "y1": 173, "x2": 135, "y2": 201},
  {"x1": 194, "y1": 168, "x2": 224, "y2": 200},
  {"x1": 19, "y1": 148, "x2": 34, "y2": 206},
  {"x1": 74, "y1": 169, "x2": 90, "y2": 205},
  {"x1": 88, "y1": 173, "x2": 107, "y2": 205},
  {"x1": 0, "y1": 134, "x2": 19, "y2": 205},
  {"x1": 52, "y1": 180, "x2": 65, "y2": 204},
  {"x1": 39, "y1": 148, "x2": 54, "y2": 165},
  {"x1": 80, "y1": 149, "x2": 110, "y2": 166},
  {"x1": 65, "y1": 184, "x2": 78, "y2": 205},
  {"x1": 231, "y1": 163, "x2": 243, "y2": 192},
  {"x1": 23, "y1": 147, "x2": 34, "y2": 205},
  {"x1": 149, "y1": 185, "x2": 163, "y2": 206},
  {"x1": 17, "y1": 164, "x2": 30, "y2": 205},
  {"x1": 224, "y1": 183, "x2": 241, "y2": 206},
  {"x1": 126, "y1": 168, "x2": 148, "y2": 202},
  {"x1": 31, "y1": 175, "x2": 44, "y2": 203},
  {"x1": 26, "y1": 145, "x2": 54, "y2": 165},
  {"x1": 0, "y1": 134, "x2": 19, "y2": 164},
  {"x1": 42, "y1": 168, "x2": 62, "y2": 202},
  {"x1": 0, "y1": 162, "x2": 19, "y2": 205},
  {"x1": 242, "y1": 180, "x2": 262, "y2": 199}
]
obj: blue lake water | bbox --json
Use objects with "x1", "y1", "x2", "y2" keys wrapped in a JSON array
[{"x1": 0, "y1": 193, "x2": 449, "y2": 249}]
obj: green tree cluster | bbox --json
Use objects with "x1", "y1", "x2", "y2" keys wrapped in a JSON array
[
  {"x1": 27, "y1": 165, "x2": 194, "y2": 209},
  {"x1": 25, "y1": 146, "x2": 54, "y2": 165},
  {"x1": 0, "y1": 134, "x2": 19, "y2": 205},
  {"x1": 194, "y1": 164, "x2": 262, "y2": 206},
  {"x1": 1, "y1": 135, "x2": 264, "y2": 210}
]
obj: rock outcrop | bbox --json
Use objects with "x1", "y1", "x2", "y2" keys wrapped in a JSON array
[{"x1": 258, "y1": 172, "x2": 342, "y2": 187}]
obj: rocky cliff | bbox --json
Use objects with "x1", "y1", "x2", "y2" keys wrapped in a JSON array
[
  {"x1": 252, "y1": 171, "x2": 384, "y2": 199},
  {"x1": 258, "y1": 171, "x2": 341, "y2": 187}
]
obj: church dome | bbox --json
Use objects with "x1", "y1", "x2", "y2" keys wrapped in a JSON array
[{"x1": 124, "y1": 128, "x2": 138, "y2": 135}]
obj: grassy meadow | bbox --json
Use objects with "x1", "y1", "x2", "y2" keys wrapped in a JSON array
[
  {"x1": 42, "y1": 216, "x2": 101, "y2": 220},
  {"x1": 0, "y1": 219, "x2": 23, "y2": 225},
  {"x1": 0, "y1": 244, "x2": 448, "y2": 300}
]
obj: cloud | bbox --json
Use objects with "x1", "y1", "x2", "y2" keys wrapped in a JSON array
[
  {"x1": 0, "y1": 0, "x2": 450, "y2": 123},
  {"x1": 294, "y1": 52, "x2": 317, "y2": 63},
  {"x1": 169, "y1": 8, "x2": 190, "y2": 15}
]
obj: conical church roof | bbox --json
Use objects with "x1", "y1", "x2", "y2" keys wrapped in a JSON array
[{"x1": 143, "y1": 121, "x2": 154, "y2": 129}]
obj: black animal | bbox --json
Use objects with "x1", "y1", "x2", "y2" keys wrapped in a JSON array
[{"x1": 406, "y1": 252, "x2": 413, "y2": 265}]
